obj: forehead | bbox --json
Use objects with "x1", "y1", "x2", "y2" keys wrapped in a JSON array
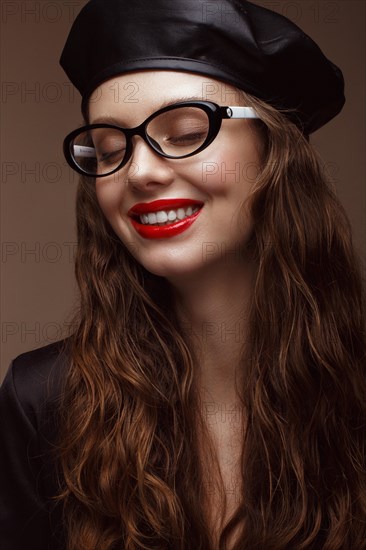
[{"x1": 87, "y1": 70, "x2": 243, "y2": 124}]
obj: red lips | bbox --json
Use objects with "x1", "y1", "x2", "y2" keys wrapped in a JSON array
[
  {"x1": 127, "y1": 198, "x2": 204, "y2": 239},
  {"x1": 128, "y1": 198, "x2": 204, "y2": 216}
]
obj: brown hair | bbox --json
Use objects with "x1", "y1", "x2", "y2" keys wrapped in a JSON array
[{"x1": 56, "y1": 90, "x2": 366, "y2": 549}]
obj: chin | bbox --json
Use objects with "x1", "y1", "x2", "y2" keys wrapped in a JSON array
[{"x1": 137, "y1": 254, "x2": 204, "y2": 279}]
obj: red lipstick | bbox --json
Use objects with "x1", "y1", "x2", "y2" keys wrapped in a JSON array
[
  {"x1": 128, "y1": 198, "x2": 204, "y2": 239},
  {"x1": 128, "y1": 198, "x2": 203, "y2": 215}
]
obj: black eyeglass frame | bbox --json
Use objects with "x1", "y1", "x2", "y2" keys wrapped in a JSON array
[{"x1": 63, "y1": 100, "x2": 260, "y2": 178}]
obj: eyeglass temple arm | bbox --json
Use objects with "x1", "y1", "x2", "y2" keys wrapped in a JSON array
[
  {"x1": 222, "y1": 106, "x2": 260, "y2": 119},
  {"x1": 73, "y1": 145, "x2": 96, "y2": 158}
]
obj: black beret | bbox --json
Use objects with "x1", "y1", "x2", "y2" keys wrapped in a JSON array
[{"x1": 60, "y1": 0, "x2": 345, "y2": 134}]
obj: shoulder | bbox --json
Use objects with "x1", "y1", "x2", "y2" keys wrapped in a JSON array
[
  {"x1": 0, "y1": 340, "x2": 71, "y2": 549},
  {"x1": 1, "y1": 338, "x2": 72, "y2": 431},
  {"x1": 10, "y1": 337, "x2": 71, "y2": 381}
]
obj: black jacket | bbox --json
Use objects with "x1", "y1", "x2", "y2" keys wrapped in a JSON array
[{"x1": 0, "y1": 340, "x2": 70, "y2": 550}]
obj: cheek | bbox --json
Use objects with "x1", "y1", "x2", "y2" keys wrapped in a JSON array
[
  {"x1": 95, "y1": 179, "x2": 124, "y2": 218},
  {"x1": 184, "y1": 134, "x2": 262, "y2": 195}
]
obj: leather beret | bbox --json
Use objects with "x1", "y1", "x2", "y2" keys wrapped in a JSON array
[{"x1": 60, "y1": 0, "x2": 345, "y2": 134}]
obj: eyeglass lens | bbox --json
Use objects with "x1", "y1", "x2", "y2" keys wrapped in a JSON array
[{"x1": 70, "y1": 106, "x2": 210, "y2": 175}]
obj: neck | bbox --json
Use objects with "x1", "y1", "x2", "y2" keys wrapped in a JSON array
[{"x1": 167, "y1": 256, "x2": 257, "y2": 404}]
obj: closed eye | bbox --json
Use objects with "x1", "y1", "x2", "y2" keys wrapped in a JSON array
[
  {"x1": 166, "y1": 132, "x2": 207, "y2": 145},
  {"x1": 98, "y1": 150, "x2": 126, "y2": 164}
]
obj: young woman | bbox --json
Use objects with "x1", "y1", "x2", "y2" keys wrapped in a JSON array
[{"x1": 1, "y1": 1, "x2": 365, "y2": 549}]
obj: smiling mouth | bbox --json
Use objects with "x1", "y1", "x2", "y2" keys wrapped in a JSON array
[
  {"x1": 129, "y1": 202, "x2": 203, "y2": 239},
  {"x1": 131, "y1": 204, "x2": 202, "y2": 226}
]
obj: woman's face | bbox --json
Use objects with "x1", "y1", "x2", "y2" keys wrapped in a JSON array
[{"x1": 88, "y1": 71, "x2": 264, "y2": 280}]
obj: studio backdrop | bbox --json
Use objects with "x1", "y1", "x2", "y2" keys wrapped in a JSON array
[{"x1": 1, "y1": 0, "x2": 365, "y2": 381}]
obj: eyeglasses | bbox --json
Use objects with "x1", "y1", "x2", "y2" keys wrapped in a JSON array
[{"x1": 63, "y1": 100, "x2": 260, "y2": 177}]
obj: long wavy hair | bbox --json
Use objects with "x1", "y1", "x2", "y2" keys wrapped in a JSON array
[{"x1": 56, "y1": 88, "x2": 366, "y2": 549}]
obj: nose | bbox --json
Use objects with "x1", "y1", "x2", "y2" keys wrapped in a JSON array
[{"x1": 125, "y1": 135, "x2": 175, "y2": 192}]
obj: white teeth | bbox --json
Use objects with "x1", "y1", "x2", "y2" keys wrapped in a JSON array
[
  {"x1": 156, "y1": 211, "x2": 168, "y2": 223},
  {"x1": 139, "y1": 206, "x2": 200, "y2": 225},
  {"x1": 167, "y1": 210, "x2": 177, "y2": 221}
]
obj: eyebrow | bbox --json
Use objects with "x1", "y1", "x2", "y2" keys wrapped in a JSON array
[{"x1": 89, "y1": 95, "x2": 205, "y2": 125}]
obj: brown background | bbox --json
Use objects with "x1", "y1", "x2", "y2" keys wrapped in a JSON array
[{"x1": 1, "y1": 0, "x2": 365, "y2": 382}]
